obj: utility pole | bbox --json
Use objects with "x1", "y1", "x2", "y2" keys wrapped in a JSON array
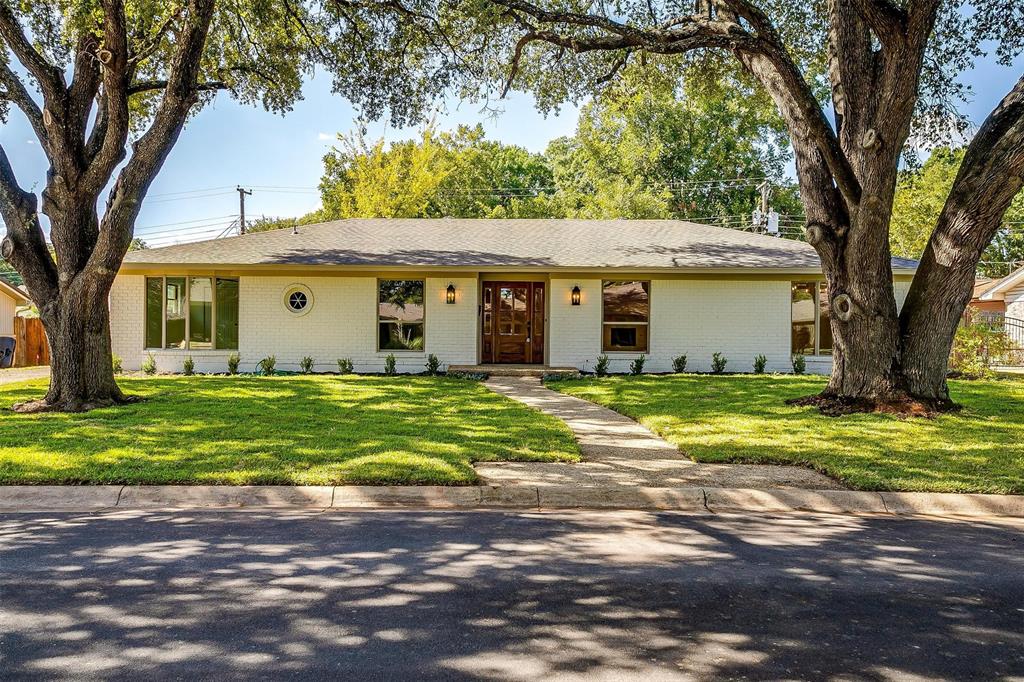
[{"x1": 237, "y1": 186, "x2": 252, "y2": 234}]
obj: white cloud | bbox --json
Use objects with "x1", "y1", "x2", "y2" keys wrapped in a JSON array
[
  {"x1": 25, "y1": 139, "x2": 34, "y2": 145},
  {"x1": 317, "y1": 132, "x2": 334, "y2": 141}
]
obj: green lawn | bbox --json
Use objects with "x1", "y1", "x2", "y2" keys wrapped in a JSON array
[
  {"x1": 0, "y1": 376, "x2": 578, "y2": 485},
  {"x1": 551, "y1": 374, "x2": 1024, "y2": 494}
]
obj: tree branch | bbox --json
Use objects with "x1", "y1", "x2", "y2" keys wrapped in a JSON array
[
  {"x1": 488, "y1": 0, "x2": 862, "y2": 208},
  {"x1": 0, "y1": 142, "x2": 58, "y2": 302},
  {"x1": 127, "y1": 79, "x2": 228, "y2": 96},
  {"x1": 847, "y1": 0, "x2": 907, "y2": 47},
  {"x1": 0, "y1": 1, "x2": 66, "y2": 105},
  {"x1": 79, "y1": 0, "x2": 132, "y2": 198},
  {"x1": 93, "y1": 0, "x2": 217, "y2": 273},
  {"x1": 0, "y1": 56, "x2": 48, "y2": 147},
  {"x1": 899, "y1": 72, "x2": 1024, "y2": 387}
]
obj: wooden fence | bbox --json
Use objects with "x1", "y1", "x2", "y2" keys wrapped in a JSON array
[{"x1": 13, "y1": 317, "x2": 49, "y2": 367}]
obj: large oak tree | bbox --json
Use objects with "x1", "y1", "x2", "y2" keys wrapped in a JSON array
[
  {"x1": 331, "y1": 0, "x2": 1023, "y2": 411},
  {"x1": 0, "y1": 0, "x2": 425, "y2": 411}
]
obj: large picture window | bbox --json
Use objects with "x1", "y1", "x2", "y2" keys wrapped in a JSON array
[
  {"x1": 791, "y1": 282, "x2": 833, "y2": 356},
  {"x1": 145, "y1": 276, "x2": 239, "y2": 350},
  {"x1": 378, "y1": 279, "x2": 425, "y2": 351},
  {"x1": 602, "y1": 280, "x2": 650, "y2": 352}
]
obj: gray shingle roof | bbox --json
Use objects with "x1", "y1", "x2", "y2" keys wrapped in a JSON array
[{"x1": 123, "y1": 218, "x2": 919, "y2": 271}]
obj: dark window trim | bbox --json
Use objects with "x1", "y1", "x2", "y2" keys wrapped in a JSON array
[
  {"x1": 376, "y1": 277, "x2": 427, "y2": 353},
  {"x1": 790, "y1": 280, "x2": 830, "y2": 356},
  {"x1": 144, "y1": 276, "x2": 239, "y2": 351},
  {"x1": 601, "y1": 280, "x2": 651, "y2": 353}
]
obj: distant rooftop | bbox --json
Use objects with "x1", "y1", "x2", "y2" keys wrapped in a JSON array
[{"x1": 123, "y1": 218, "x2": 919, "y2": 272}]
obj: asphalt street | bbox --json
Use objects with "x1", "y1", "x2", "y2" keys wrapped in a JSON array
[{"x1": 2, "y1": 509, "x2": 1022, "y2": 680}]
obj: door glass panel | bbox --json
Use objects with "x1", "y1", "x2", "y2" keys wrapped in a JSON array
[
  {"x1": 165, "y1": 277, "x2": 186, "y2": 349},
  {"x1": 498, "y1": 288, "x2": 513, "y2": 335},
  {"x1": 483, "y1": 285, "x2": 492, "y2": 335},
  {"x1": 512, "y1": 287, "x2": 528, "y2": 335}
]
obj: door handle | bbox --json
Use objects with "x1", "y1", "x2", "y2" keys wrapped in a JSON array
[{"x1": 526, "y1": 320, "x2": 531, "y2": 342}]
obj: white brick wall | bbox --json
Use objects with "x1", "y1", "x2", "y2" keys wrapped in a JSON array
[
  {"x1": 111, "y1": 275, "x2": 477, "y2": 373},
  {"x1": 110, "y1": 272, "x2": 917, "y2": 375},
  {"x1": 549, "y1": 277, "x2": 793, "y2": 373},
  {"x1": 548, "y1": 277, "x2": 916, "y2": 375}
]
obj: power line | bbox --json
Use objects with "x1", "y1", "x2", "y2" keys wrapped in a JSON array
[{"x1": 135, "y1": 214, "x2": 236, "y2": 232}]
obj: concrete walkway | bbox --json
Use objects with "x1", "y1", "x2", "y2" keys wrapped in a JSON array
[
  {"x1": 480, "y1": 376, "x2": 842, "y2": 490},
  {"x1": 0, "y1": 365, "x2": 49, "y2": 385}
]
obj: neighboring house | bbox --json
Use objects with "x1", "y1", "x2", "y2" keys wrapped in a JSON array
[
  {"x1": 970, "y1": 278, "x2": 1006, "y2": 315},
  {"x1": 0, "y1": 278, "x2": 30, "y2": 337},
  {"x1": 111, "y1": 219, "x2": 918, "y2": 375},
  {"x1": 974, "y1": 266, "x2": 1024, "y2": 320}
]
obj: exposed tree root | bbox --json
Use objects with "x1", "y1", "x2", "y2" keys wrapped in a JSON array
[
  {"x1": 786, "y1": 392, "x2": 961, "y2": 418},
  {"x1": 11, "y1": 393, "x2": 143, "y2": 414}
]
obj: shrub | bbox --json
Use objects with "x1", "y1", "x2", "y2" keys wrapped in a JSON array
[
  {"x1": 112, "y1": 354, "x2": 123, "y2": 374},
  {"x1": 227, "y1": 352, "x2": 240, "y2": 375},
  {"x1": 595, "y1": 354, "x2": 610, "y2": 377},
  {"x1": 141, "y1": 353, "x2": 157, "y2": 375},
  {"x1": 384, "y1": 353, "x2": 397, "y2": 375},
  {"x1": 629, "y1": 354, "x2": 646, "y2": 375},
  {"x1": 672, "y1": 354, "x2": 688, "y2": 373},
  {"x1": 792, "y1": 354, "x2": 806, "y2": 375},
  {"x1": 753, "y1": 354, "x2": 767, "y2": 374},
  {"x1": 299, "y1": 356, "x2": 315, "y2": 374},
  {"x1": 425, "y1": 353, "x2": 441, "y2": 376},
  {"x1": 711, "y1": 352, "x2": 728, "y2": 374},
  {"x1": 950, "y1": 310, "x2": 1011, "y2": 379},
  {"x1": 182, "y1": 356, "x2": 195, "y2": 376},
  {"x1": 257, "y1": 355, "x2": 276, "y2": 376},
  {"x1": 337, "y1": 358, "x2": 354, "y2": 374}
]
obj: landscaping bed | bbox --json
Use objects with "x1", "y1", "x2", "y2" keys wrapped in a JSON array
[
  {"x1": 0, "y1": 376, "x2": 579, "y2": 485},
  {"x1": 550, "y1": 374, "x2": 1024, "y2": 494}
]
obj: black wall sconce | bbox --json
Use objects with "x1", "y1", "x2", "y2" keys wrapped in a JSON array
[
  {"x1": 446, "y1": 283, "x2": 456, "y2": 304},
  {"x1": 571, "y1": 285, "x2": 581, "y2": 306}
]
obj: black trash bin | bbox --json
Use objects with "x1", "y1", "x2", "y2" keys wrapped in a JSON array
[{"x1": 0, "y1": 336, "x2": 15, "y2": 368}]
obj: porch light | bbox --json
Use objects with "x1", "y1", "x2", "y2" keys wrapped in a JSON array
[
  {"x1": 571, "y1": 285, "x2": 581, "y2": 306},
  {"x1": 446, "y1": 283, "x2": 456, "y2": 304}
]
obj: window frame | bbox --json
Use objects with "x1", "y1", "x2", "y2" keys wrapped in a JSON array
[
  {"x1": 144, "y1": 276, "x2": 239, "y2": 351},
  {"x1": 600, "y1": 280, "x2": 651, "y2": 353},
  {"x1": 790, "y1": 280, "x2": 831, "y2": 356},
  {"x1": 375, "y1": 278, "x2": 427, "y2": 353}
]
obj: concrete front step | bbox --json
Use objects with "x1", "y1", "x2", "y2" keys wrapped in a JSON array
[{"x1": 448, "y1": 364, "x2": 580, "y2": 377}]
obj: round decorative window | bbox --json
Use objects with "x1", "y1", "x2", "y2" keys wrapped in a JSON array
[
  {"x1": 282, "y1": 284, "x2": 313, "y2": 316},
  {"x1": 288, "y1": 290, "x2": 308, "y2": 312}
]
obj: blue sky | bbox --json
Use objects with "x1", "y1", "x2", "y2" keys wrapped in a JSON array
[{"x1": 0, "y1": 52, "x2": 1021, "y2": 247}]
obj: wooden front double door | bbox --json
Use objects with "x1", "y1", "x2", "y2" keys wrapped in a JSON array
[{"x1": 481, "y1": 282, "x2": 545, "y2": 364}]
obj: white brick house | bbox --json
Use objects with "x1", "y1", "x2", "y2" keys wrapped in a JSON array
[{"x1": 112, "y1": 218, "x2": 917, "y2": 375}]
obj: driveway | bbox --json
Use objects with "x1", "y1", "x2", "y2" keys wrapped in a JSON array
[
  {"x1": 479, "y1": 376, "x2": 841, "y2": 489},
  {"x1": 2, "y1": 509, "x2": 1022, "y2": 679},
  {"x1": 0, "y1": 366, "x2": 49, "y2": 385}
]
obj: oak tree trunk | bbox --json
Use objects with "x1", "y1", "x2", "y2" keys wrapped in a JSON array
[{"x1": 30, "y1": 281, "x2": 127, "y2": 413}]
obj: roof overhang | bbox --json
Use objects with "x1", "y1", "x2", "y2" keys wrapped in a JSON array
[
  {"x1": 117, "y1": 262, "x2": 918, "y2": 278},
  {"x1": 979, "y1": 267, "x2": 1024, "y2": 300},
  {"x1": 0, "y1": 278, "x2": 29, "y2": 304}
]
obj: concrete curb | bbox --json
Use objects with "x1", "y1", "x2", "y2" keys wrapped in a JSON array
[{"x1": 1, "y1": 484, "x2": 1022, "y2": 518}]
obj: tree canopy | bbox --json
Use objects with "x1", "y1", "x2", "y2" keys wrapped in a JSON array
[{"x1": 302, "y1": 64, "x2": 800, "y2": 224}]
